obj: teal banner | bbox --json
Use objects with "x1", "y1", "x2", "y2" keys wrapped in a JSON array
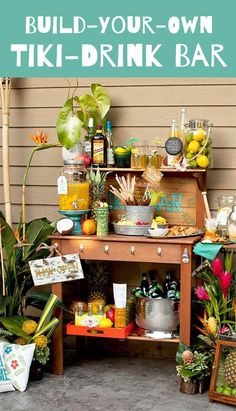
[{"x1": 0, "y1": 0, "x2": 235, "y2": 77}]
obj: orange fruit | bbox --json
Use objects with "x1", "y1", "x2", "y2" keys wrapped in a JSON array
[{"x1": 82, "y1": 219, "x2": 96, "y2": 235}]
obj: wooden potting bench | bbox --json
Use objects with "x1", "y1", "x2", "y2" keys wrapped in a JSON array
[{"x1": 50, "y1": 169, "x2": 206, "y2": 375}]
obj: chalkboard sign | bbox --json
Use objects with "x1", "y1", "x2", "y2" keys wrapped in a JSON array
[{"x1": 165, "y1": 137, "x2": 183, "y2": 155}]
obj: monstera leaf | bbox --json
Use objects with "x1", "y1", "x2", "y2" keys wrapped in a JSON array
[
  {"x1": 75, "y1": 94, "x2": 99, "y2": 129},
  {"x1": 91, "y1": 83, "x2": 110, "y2": 119},
  {"x1": 56, "y1": 98, "x2": 83, "y2": 149}
]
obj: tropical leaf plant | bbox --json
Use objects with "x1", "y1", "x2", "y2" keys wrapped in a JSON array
[
  {"x1": 0, "y1": 212, "x2": 54, "y2": 316},
  {"x1": 56, "y1": 83, "x2": 110, "y2": 149}
]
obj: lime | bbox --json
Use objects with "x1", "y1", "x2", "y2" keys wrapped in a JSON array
[
  {"x1": 223, "y1": 389, "x2": 232, "y2": 396},
  {"x1": 187, "y1": 160, "x2": 197, "y2": 169},
  {"x1": 193, "y1": 129, "x2": 206, "y2": 142},
  {"x1": 216, "y1": 386, "x2": 224, "y2": 394},
  {"x1": 206, "y1": 137, "x2": 212, "y2": 146},
  {"x1": 115, "y1": 147, "x2": 126, "y2": 154},
  {"x1": 188, "y1": 140, "x2": 200, "y2": 154},
  {"x1": 185, "y1": 152, "x2": 195, "y2": 159},
  {"x1": 232, "y1": 388, "x2": 236, "y2": 396},
  {"x1": 196, "y1": 155, "x2": 209, "y2": 168},
  {"x1": 185, "y1": 132, "x2": 193, "y2": 143}
]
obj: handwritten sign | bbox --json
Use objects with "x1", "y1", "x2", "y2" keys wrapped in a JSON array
[{"x1": 29, "y1": 254, "x2": 84, "y2": 286}]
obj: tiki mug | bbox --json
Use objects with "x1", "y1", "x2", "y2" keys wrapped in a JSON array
[{"x1": 96, "y1": 207, "x2": 108, "y2": 236}]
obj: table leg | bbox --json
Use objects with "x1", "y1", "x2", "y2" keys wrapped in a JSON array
[
  {"x1": 52, "y1": 282, "x2": 64, "y2": 375},
  {"x1": 180, "y1": 245, "x2": 192, "y2": 346}
]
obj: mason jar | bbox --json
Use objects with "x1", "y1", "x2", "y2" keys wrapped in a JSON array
[
  {"x1": 184, "y1": 119, "x2": 213, "y2": 169},
  {"x1": 58, "y1": 161, "x2": 89, "y2": 211}
]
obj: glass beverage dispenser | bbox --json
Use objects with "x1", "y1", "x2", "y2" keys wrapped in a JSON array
[{"x1": 58, "y1": 161, "x2": 89, "y2": 211}]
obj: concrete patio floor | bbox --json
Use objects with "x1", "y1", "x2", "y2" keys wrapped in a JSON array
[{"x1": 2, "y1": 355, "x2": 234, "y2": 411}]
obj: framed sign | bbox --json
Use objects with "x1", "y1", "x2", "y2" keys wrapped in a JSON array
[{"x1": 29, "y1": 254, "x2": 84, "y2": 286}]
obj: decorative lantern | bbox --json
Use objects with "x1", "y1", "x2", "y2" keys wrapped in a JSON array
[{"x1": 209, "y1": 336, "x2": 236, "y2": 406}]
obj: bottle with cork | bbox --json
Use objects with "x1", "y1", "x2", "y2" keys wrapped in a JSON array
[{"x1": 91, "y1": 125, "x2": 107, "y2": 167}]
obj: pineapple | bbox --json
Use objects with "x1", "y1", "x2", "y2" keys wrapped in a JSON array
[
  {"x1": 224, "y1": 349, "x2": 236, "y2": 388},
  {"x1": 85, "y1": 262, "x2": 109, "y2": 305},
  {"x1": 88, "y1": 169, "x2": 110, "y2": 219},
  {"x1": 182, "y1": 350, "x2": 195, "y2": 364},
  {"x1": 207, "y1": 317, "x2": 217, "y2": 336}
]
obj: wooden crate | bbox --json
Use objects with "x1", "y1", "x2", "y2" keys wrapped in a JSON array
[{"x1": 104, "y1": 170, "x2": 206, "y2": 228}]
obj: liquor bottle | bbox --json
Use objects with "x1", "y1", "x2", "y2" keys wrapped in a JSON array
[
  {"x1": 91, "y1": 125, "x2": 107, "y2": 167},
  {"x1": 84, "y1": 117, "x2": 94, "y2": 157},
  {"x1": 106, "y1": 120, "x2": 115, "y2": 166},
  {"x1": 179, "y1": 108, "x2": 188, "y2": 143},
  {"x1": 163, "y1": 271, "x2": 172, "y2": 297},
  {"x1": 140, "y1": 272, "x2": 149, "y2": 297},
  {"x1": 165, "y1": 119, "x2": 183, "y2": 167}
]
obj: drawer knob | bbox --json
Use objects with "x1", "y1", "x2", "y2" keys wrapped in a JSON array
[
  {"x1": 104, "y1": 245, "x2": 109, "y2": 254},
  {"x1": 79, "y1": 244, "x2": 84, "y2": 252},
  {"x1": 130, "y1": 246, "x2": 135, "y2": 255},
  {"x1": 157, "y1": 247, "x2": 162, "y2": 256}
]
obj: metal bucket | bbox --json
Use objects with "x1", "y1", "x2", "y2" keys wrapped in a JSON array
[
  {"x1": 135, "y1": 297, "x2": 180, "y2": 332},
  {"x1": 125, "y1": 206, "x2": 155, "y2": 223}
]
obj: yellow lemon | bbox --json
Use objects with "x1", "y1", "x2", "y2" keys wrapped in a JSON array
[
  {"x1": 192, "y1": 129, "x2": 206, "y2": 142},
  {"x1": 196, "y1": 155, "x2": 209, "y2": 168},
  {"x1": 187, "y1": 140, "x2": 200, "y2": 154},
  {"x1": 115, "y1": 147, "x2": 126, "y2": 154},
  {"x1": 99, "y1": 318, "x2": 113, "y2": 328}
]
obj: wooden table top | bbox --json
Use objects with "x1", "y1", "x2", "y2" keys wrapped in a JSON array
[{"x1": 49, "y1": 233, "x2": 202, "y2": 245}]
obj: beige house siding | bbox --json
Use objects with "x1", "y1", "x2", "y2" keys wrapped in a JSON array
[{"x1": 0, "y1": 78, "x2": 236, "y2": 224}]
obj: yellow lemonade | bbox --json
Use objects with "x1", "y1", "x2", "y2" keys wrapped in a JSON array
[{"x1": 59, "y1": 182, "x2": 89, "y2": 210}]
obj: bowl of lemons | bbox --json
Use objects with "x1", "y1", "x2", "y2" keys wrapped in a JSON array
[
  {"x1": 113, "y1": 146, "x2": 131, "y2": 168},
  {"x1": 148, "y1": 216, "x2": 169, "y2": 237}
]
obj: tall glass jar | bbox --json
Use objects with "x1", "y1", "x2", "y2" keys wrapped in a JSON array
[
  {"x1": 58, "y1": 161, "x2": 89, "y2": 211},
  {"x1": 184, "y1": 120, "x2": 213, "y2": 169},
  {"x1": 228, "y1": 206, "x2": 236, "y2": 240}
]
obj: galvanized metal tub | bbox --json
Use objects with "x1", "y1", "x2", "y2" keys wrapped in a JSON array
[
  {"x1": 112, "y1": 223, "x2": 151, "y2": 236},
  {"x1": 125, "y1": 206, "x2": 155, "y2": 223},
  {"x1": 135, "y1": 297, "x2": 180, "y2": 332}
]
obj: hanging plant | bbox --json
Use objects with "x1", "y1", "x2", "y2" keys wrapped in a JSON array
[{"x1": 56, "y1": 83, "x2": 110, "y2": 149}]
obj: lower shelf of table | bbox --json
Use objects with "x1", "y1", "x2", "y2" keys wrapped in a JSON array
[{"x1": 127, "y1": 334, "x2": 179, "y2": 343}]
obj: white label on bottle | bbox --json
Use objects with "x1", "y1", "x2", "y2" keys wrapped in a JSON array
[
  {"x1": 57, "y1": 176, "x2": 68, "y2": 195},
  {"x1": 84, "y1": 141, "x2": 91, "y2": 154},
  {"x1": 107, "y1": 148, "x2": 115, "y2": 165},
  {"x1": 216, "y1": 210, "x2": 228, "y2": 226}
]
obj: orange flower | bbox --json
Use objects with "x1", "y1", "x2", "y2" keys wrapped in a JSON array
[{"x1": 31, "y1": 129, "x2": 49, "y2": 145}]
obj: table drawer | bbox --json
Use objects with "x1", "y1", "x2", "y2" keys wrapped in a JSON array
[{"x1": 59, "y1": 239, "x2": 181, "y2": 263}]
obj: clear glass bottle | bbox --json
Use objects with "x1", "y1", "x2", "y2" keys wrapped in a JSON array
[
  {"x1": 91, "y1": 125, "x2": 107, "y2": 167},
  {"x1": 58, "y1": 161, "x2": 89, "y2": 211},
  {"x1": 179, "y1": 108, "x2": 188, "y2": 144},
  {"x1": 106, "y1": 120, "x2": 115, "y2": 166},
  {"x1": 165, "y1": 120, "x2": 183, "y2": 167},
  {"x1": 228, "y1": 205, "x2": 236, "y2": 240},
  {"x1": 84, "y1": 117, "x2": 94, "y2": 157}
]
